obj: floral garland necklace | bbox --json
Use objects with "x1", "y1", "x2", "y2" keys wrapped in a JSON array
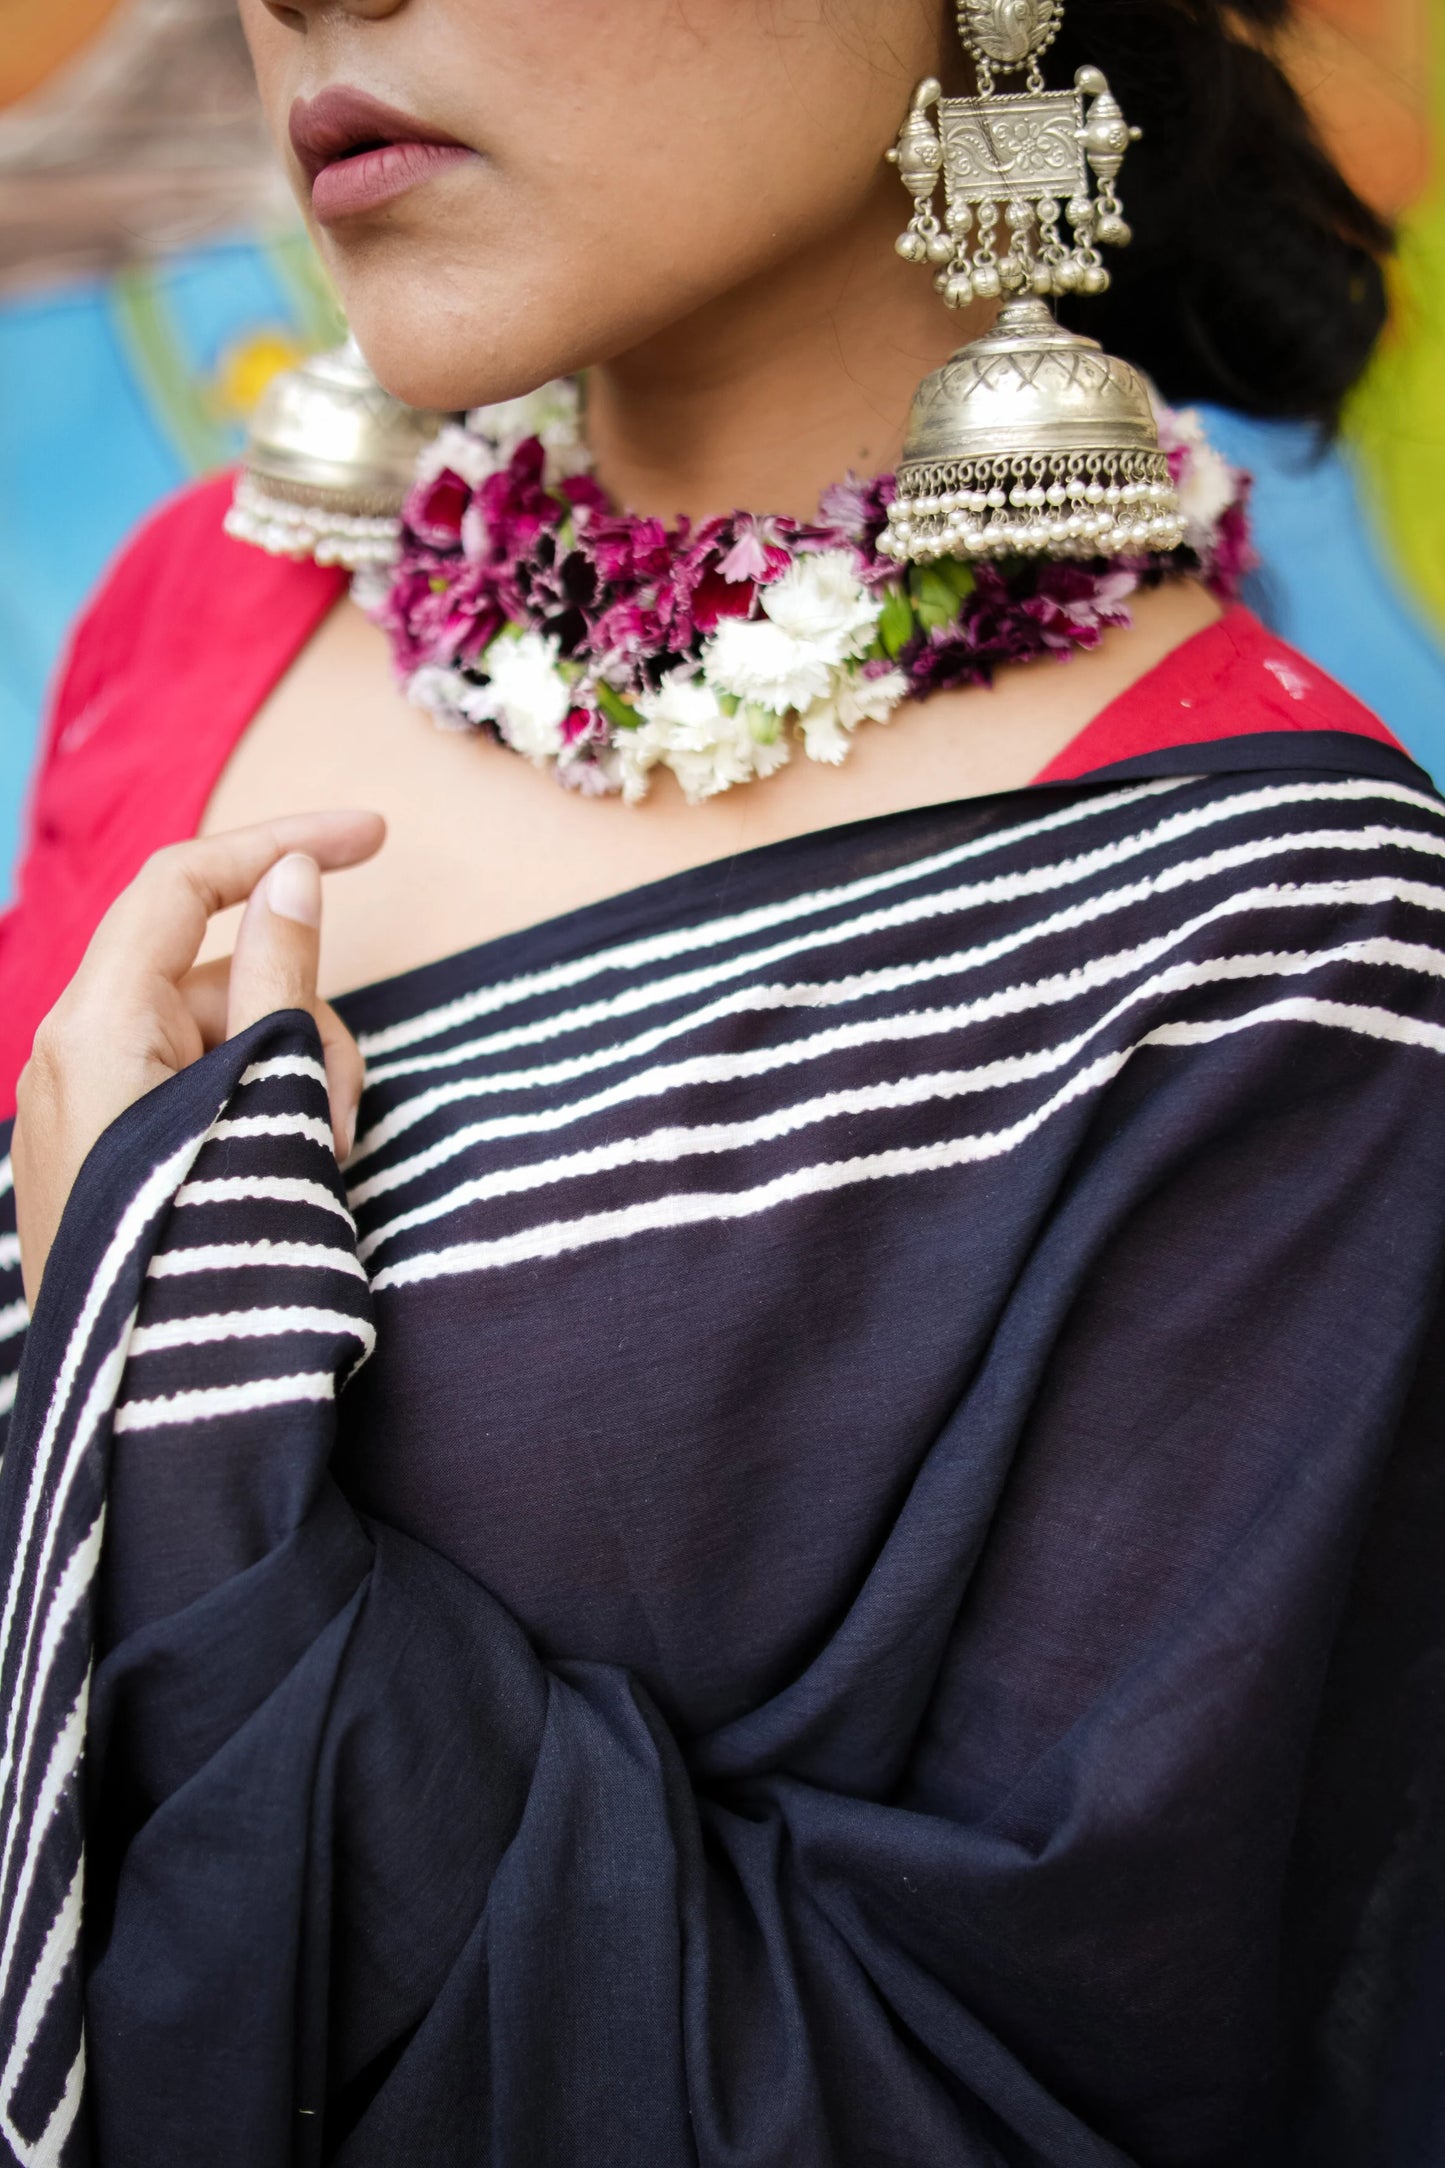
[{"x1": 363, "y1": 378, "x2": 1252, "y2": 805}]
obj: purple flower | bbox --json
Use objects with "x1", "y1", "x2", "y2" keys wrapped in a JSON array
[
  {"x1": 589, "y1": 596, "x2": 672, "y2": 682},
  {"x1": 562, "y1": 704, "x2": 603, "y2": 746},
  {"x1": 895, "y1": 559, "x2": 1142, "y2": 697},
  {"x1": 687, "y1": 566, "x2": 758, "y2": 636},
  {"x1": 1203, "y1": 491, "x2": 1257, "y2": 599},
  {"x1": 560, "y1": 473, "x2": 611, "y2": 523},
  {"x1": 462, "y1": 438, "x2": 566, "y2": 575},
  {"x1": 716, "y1": 515, "x2": 793, "y2": 585},
  {"x1": 406, "y1": 469, "x2": 470, "y2": 549},
  {"x1": 587, "y1": 513, "x2": 673, "y2": 586},
  {"x1": 817, "y1": 472, "x2": 897, "y2": 580}
]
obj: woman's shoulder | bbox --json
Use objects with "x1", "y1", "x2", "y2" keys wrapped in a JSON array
[
  {"x1": 0, "y1": 476, "x2": 345, "y2": 1117},
  {"x1": 1024, "y1": 613, "x2": 1445, "y2": 1045},
  {"x1": 18, "y1": 468, "x2": 343, "y2": 876},
  {"x1": 52, "y1": 472, "x2": 345, "y2": 722},
  {"x1": 1037, "y1": 604, "x2": 1411, "y2": 788}
]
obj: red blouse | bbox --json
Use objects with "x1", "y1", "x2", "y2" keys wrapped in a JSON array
[{"x1": 0, "y1": 473, "x2": 1399, "y2": 1118}]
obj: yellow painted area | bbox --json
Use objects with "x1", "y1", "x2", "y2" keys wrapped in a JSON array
[
  {"x1": 210, "y1": 329, "x2": 309, "y2": 423},
  {"x1": 0, "y1": 0, "x2": 128, "y2": 111},
  {"x1": 1346, "y1": 0, "x2": 1445, "y2": 634}
]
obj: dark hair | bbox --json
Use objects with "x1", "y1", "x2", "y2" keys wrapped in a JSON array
[{"x1": 1048, "y1": 0, "x2": 1392, "y2": 432}]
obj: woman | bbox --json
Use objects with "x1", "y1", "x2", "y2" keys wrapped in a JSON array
[{"x1": 1, "y1": 1, "x2": 1443, "y2": 2163}]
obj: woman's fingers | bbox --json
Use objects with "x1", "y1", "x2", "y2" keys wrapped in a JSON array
[
  {"x1": 226, "y1": 853, "x2": 323, "y2": 1036},
  {"x1": 225, "y1": 857, "x2": 366, "y2": 1163},
  {"x1": 178, "y1": 958, "x2": 232, "y2": 1048},
  {"x1": 16, "y1": 812, "x2": 386, "y2": 1305},
  {"x1": 314, "y1": 1000, "x2": 366, "y2": 1164},
  {"x1": 85, "y1": 811, "x2": 385, "y2": 992},
  {"x1": 186, "y1": 950, "x2": 363, "y2": 1164}
]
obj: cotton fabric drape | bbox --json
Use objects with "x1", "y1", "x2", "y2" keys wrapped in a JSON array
[{"x1": 2, "y1": 737, "x2": 1445, "y2": 2167}]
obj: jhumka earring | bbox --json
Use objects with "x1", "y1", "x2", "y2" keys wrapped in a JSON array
[
  {"x1": 881, "y1": 0, "x2": 1185, "y2": 566},
  {"x1": 225, "y1": 335, "x2": 450, "y2": 572}
]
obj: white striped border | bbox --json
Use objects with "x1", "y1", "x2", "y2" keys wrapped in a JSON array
[
  {"x1": 347, "y1": 873, "x2": 1445, "y2": 1214},
  {"x1": 146, "y1": 1240, "x2": 368, "y2": 1284},
  {"x1": 354, "y1": 934, "x2": 1445, "y2": 1265},
  {"x1": 369, "y1": 991, "x2": 1445, "y2": 1293},
  {"x1": 355, "y1": 775, "x2": 1193, "y2": 1061},
  {"x1": 174, "y1": 1175, "x2": 356, "y2": 1228},
  {"x1": 355, "y1": 777, "x2": 1445, "y2": 1076},
  {"x1": 126, "y1": 1306, "x2": 375, "y2": 1361},
  {"x1": 113, "y1": 1372, "x2": 338, "y2": 1434},
  {"x1": 349, "y1": 821, "x2": 1445, "y2": 1166}
]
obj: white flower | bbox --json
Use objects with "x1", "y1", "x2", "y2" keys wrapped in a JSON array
[
  {"x1": 702, "y1": 617, "x2": 835, "y2": 716},
  {"x1": 414, "y1": 382, "x2": 592, "y2": 496},
  {"x1": 624, "y1": 670, "x2": 791, "y2": 804},
  {"x1": 460, "y1": 631, "x2": 572, "y2": 763},
  {"x1": 612, "y1": 722, "x2": 665, "y2": 805},
  {"x1": 556, "y1": 744, "x2": 627, "y2": 797},
  {"x1": 796, "y1": 666, "x2": 908, "y2": 766},
  {"x1": 350, "y1": 563, "x2": 398, "y2": 617},
  {"x1": 412, "y1": 420, "x2": 509, "y2": 491},
  {"x1": 1158, "y1": 405, "x2": 1239, "y2": 549},
  {"x1": 405, "y1": 663, "x2": 476, "y2": 732},
  {"x1": 464, "y1": 378, "x2": 592, "y2": 484},
  {"x1": 703, "y1": 550, "x2": 883, "y2": 718},
  {"x1": 758, "y1": 548, "x2": 882, "y2": 659}
]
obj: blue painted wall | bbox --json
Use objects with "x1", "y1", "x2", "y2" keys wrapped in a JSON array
[
  {"x1": 0, "y1": 232, "x2": 336, "y2": 900},
  {"x1": 1199, "y1": 405, "x2": 1445, "y2": 779}
]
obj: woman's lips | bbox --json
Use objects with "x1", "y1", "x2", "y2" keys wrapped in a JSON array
[
  {"x1": 310, "y1": 140, "x2": 476, "y2": 222},
  {"x1": 289, "y1": 87, "x2": 478, "y2": 223}
]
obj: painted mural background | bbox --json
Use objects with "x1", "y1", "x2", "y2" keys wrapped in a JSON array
[{"x1": 0, "y1": 0, "x2": 1442, "y2": 898}]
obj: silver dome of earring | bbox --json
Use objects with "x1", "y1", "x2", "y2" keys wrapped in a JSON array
[{"x1": 224, "y1": 335, "x2": 451, "y2": 572}]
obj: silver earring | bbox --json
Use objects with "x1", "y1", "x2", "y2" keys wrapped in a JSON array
[
  {"x1": 881, "y1": 0, "x2": 1184, "y2": 566},
  {"x1": 225, "y1": 335, "x2": 450, "y2": 571}
]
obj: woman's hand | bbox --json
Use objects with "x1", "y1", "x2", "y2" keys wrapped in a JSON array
[{"x1": 13, "y1": 810, "x2": 386, "y2": 1310}]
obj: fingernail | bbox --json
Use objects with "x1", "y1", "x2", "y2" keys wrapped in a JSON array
[
  {"x1": 267, "y1": 853, "x2": 321, "y2": 927},
  {"x1": 341, "y1": 1107, "x2": 357, "y2": 1162}
]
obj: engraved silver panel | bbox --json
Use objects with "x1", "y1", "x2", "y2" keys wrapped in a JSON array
[{"x1": 939, "y1": 90, "x2": 1087, "y2": 202}]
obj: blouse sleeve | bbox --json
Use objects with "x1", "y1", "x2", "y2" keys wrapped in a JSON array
[
  {"x1": 2, "y1": 925, "x2": 1444, "y2": 2168},
  {"x1": 0, "y1": 479, "x2": 343, "y2": 1118}
]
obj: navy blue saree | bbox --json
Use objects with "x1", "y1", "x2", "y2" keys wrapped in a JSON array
[{"x1": 2, "y1": 736, "x2": 1445, "y2": 2166}]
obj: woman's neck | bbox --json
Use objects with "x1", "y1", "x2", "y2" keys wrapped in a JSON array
[{"x1": 584, "y1": 171, "x2": 995, "y2": 525}]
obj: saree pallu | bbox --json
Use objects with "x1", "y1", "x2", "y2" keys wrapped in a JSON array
[{"x1": 2, "y1": 742, "x2": 1445, "y2": 2166}]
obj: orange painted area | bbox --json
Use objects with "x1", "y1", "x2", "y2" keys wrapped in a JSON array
[
  {"x1": 1300, "y1": 0, "x2": 1428, "y2": 81},
  {"x1": 0, "y1": 0, "x2": 129, "y2": 111},
  {"x1": 1287, "y1": 0, "x2": 1434, "y2": 212}
]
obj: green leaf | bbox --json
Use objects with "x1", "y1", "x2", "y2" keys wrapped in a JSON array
[
  {"x1": 596, "y1": 680, "x2": 642, "y2": 731},
  {"x1": 909, "y1": 562, "x2": 975, "y2": 632},
  {"x1": 876, "y1": 586, "x2": 916, "y2": 659}
]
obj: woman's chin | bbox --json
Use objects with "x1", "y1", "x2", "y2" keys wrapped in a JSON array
[
  {"x1": 338, "y1": 272, "x2": 640, "y2": 418},
  {"x1": 339, "y1": 304, "x2": 557, "y2": 418}
]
